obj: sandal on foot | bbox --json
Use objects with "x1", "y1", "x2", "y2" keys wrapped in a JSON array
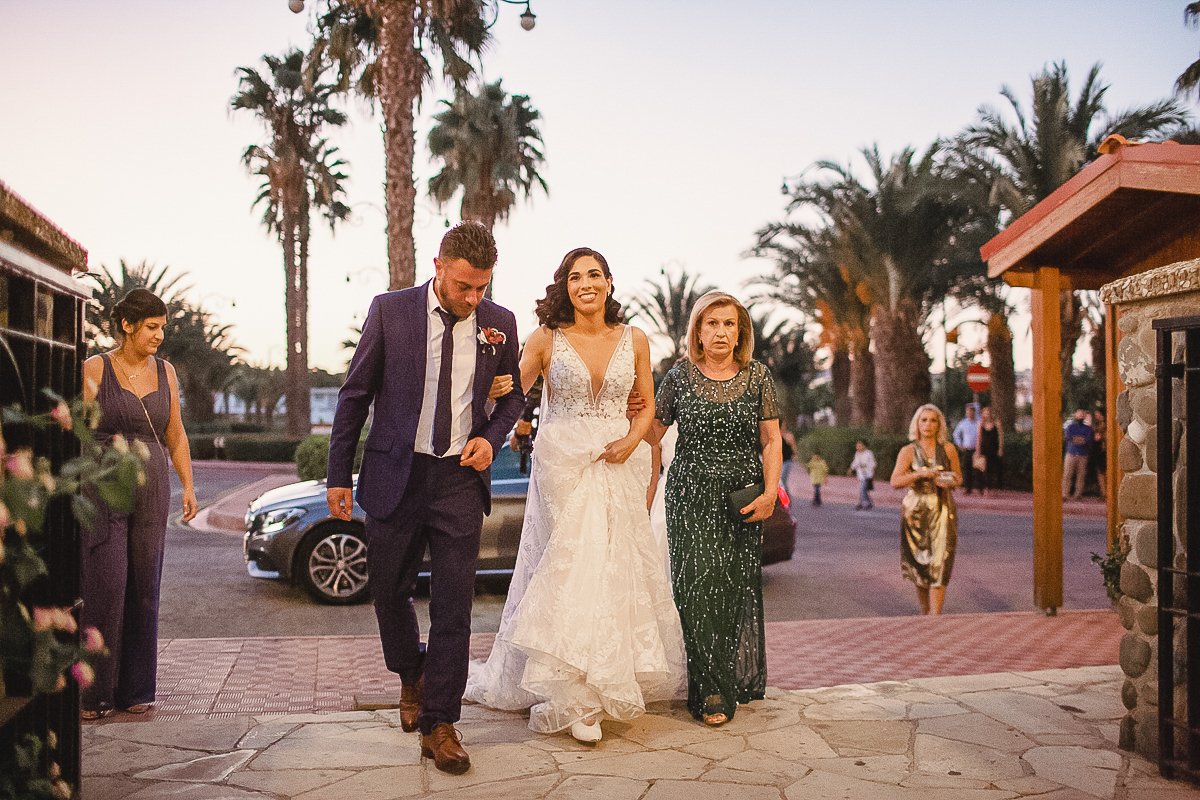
[
  {"x1": 702, "y1": 695, "x2": 728, "y2": 727},
  {"x1": 81, "y1": 709, "x2": 110, "y2": 721},
  {"x1": 123, "y1": 703, "x2": 152, "y2": 714}
]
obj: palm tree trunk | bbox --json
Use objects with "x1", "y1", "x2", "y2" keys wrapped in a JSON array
[
  {"x1": 986, "y1": 312, "x2": 1017, "y2": 432},
  {"x1": 375, "y1": 0, "x2": 421, "y2": 290},
  {"x1": 1090, "y1": 312, "x2": 1106, "y2": 398},
  {"x1": 848, "y1": 336, "x2": 874, "y2": 428},
  {"x1": 829, "y1": 344, "x2": 851, "y2": 427},
  {"x1": 289, "y1": 201, "x2": 313, "y2": 437},
  {"x1": 871, "y1": 302, "x2": 932, "y2": 433},
  {"x1": 1059, "y1": 290, "x2": 1085, "y2": 396},
  {"x1": 281, "y1": 206, "x2": 306, "y2": 438}
]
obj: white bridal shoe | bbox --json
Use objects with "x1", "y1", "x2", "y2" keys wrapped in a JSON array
[{"x1": 569, "y1": 718, "x2": 602, "y2": 743}]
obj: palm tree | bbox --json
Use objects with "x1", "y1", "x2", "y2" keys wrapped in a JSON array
[
  {"x1": 789, "y1": 145, "x2": 982, "y2": 433},
  {"x1": 750, "y1": 222, "x2": 873, "y2": 427},
  {"x1": 961, "y1": 61, "x2": 1189, "y2": 390},
  {"x1": 625, "y1": 266, "x2": 715, "y2": 374},
  {"x1": 1178, "y1": 3, "x2": 1200, "y2": 99},
  {"x1": 749, "y1": 313, "x2": 819, "y2": 430},
  {"x1": 428, "y1": 79, "x2": 547, "y2": 232},
  {"x1": 311, "y1": 0, "x2": 490, "y2": 290},
  {"x1": 232, "y1": 49, "x2": 350, "y2": 437}
]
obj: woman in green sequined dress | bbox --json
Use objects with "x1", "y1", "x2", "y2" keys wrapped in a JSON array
[
  {"x1": 650, "y1": 291, "x2": 782, "y2": 726},
  {"x1": 890, "y1": 404, "x2": 961, "y2": 615}
]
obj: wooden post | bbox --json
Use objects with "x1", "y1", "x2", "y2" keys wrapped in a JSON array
[
  {"x1": 1030, "y1": 267, "x2": 1064, "y2": 613},
  {"x1": 1105, "y1": 303, "x2": 1123, "y2": 551}
]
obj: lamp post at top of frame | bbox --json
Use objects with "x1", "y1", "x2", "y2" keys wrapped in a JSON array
[{"x1": 287, "y1": 0, "x2": 537, "y2": 31}]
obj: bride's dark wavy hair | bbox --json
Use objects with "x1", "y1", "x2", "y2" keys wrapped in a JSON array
[{"x1": 534, "y1": 247, "x2": 624, "y2": 329}]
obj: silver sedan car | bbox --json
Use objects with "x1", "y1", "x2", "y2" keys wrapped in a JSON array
[{"x1": 243, "y1": 447, "x2": 795, "y2": 604}]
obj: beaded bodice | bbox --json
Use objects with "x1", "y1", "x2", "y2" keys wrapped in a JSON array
[{"x1": 544, "y1": 326, "x2": 633, "y2": 421}]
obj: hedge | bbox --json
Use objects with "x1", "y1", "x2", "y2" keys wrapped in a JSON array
[
  {"x1": 295, "y1": 433, "x2": 367, "y2": 481},
  {"x1": 189, "y1": 433, "x2": 304, "y2": 463},
  {"x1": 795, "y1": 426, "x2": 1034, "y2": 490}
]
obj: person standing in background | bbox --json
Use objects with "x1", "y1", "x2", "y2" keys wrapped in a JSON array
[
  {"x1": 779, "y1": 426, "x2": 796, "y2": 495},
  {"x1": 1088, "y1": 407, "x2": 1107, "y2": 500},
  {"x1": 848, "y1": 439, "x2": 877, "y2": 510},
  {"x1": 952, "y1": 404, "x2": 979, "y2": 494},
  {"x1": 805, "y1": 451, "x2": 829, "y2": 507},
  {"x1": 976, "y1": 405, "x2": 1004, "y2": 496},
  {"x1": 1062, "y1": 408, "x2": 1092, "y2": 500}
]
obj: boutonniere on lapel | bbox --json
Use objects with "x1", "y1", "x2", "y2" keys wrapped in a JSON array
[{"x1": 477, "y1": 326, "x2": 506, "y2": 355}]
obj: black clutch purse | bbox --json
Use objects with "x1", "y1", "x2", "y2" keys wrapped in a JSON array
[{"x1": 728, "y1": 482, "x2": 765, "y2": 522}]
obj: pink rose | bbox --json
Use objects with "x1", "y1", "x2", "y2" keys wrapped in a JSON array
[
  {"x1": 49, "y1": 402, "x2": 73, "y2": 431},
  {"x1": 70, "y1": 662, "x2": 95, "y2": 690},
  {"x1": 32, "y1": 606, "x2": 78, "y2": 634},
  {"x1": 4, "y1": 452, "x2": 34, "y2": 480},
  {"x1": 82, "y1": 626, "x2": 105, "y2": 653},
  {"x1": 111, "y1": 434, "x2": 129, "y2": 455}
]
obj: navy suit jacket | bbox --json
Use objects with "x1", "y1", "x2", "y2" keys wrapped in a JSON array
[{"x1": 326, "y1": 282, "x2": 525, "y2": 520}]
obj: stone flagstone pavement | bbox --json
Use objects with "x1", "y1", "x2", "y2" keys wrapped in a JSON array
[{"x1": 83, "y1": 665, "x2": 1198, "y2": 800}]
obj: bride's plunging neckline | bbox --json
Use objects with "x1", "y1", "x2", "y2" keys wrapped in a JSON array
[{"x1": 557, "y1": 325, "x2": 628, "y2": 407}]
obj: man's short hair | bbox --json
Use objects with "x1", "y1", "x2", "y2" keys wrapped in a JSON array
[{"x1": 439, "y1": 221, "x2": 498, "y2": 270}]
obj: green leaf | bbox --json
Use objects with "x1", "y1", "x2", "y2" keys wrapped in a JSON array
[{"x1": 70, "y1": 494, "x2": 97, "y2": 530}]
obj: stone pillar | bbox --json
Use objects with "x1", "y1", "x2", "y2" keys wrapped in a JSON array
[{"x1": 1100, "y1": 258, "x2": 1200, "y2": 761}]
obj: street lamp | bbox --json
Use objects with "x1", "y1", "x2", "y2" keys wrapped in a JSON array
[{"x1": 289, "y1": 0, "x2": 535, "y2": 30}]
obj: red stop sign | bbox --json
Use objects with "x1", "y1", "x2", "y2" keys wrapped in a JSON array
[{"x1": 967, "y1": 363, "x2": 990, "y2": 393}]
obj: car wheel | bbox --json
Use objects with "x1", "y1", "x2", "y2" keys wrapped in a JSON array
[{"x1": 296, "y1": 522, "x2": 370, "y2": 604}]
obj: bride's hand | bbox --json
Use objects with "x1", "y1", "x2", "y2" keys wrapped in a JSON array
[
  {"x1": 488, "y1": 374, "x2": 514, "y2": 400},
  {"x1": 596, "y1": 435, "x2": 639, "y2": 465}
]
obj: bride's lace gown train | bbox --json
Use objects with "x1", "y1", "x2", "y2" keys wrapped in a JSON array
[{"x1": 464, "y1": 326, "x2": 686, "y2": 733}]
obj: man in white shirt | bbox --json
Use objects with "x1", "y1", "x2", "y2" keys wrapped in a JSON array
[
  {"x1": 952, "y1": 403, "x2": 979, "y2": 495},
  {"x1": 849, "y1": 439, "x2": 877, "y2": 510}
]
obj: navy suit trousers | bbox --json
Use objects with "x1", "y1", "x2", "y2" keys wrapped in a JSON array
[{"x1": 365, "y1": 453, "x2": 484, "y2": 734}]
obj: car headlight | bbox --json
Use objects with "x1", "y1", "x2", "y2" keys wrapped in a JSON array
[{"x1": 259, "y1": 507, "x2": 306, "y2": 534}]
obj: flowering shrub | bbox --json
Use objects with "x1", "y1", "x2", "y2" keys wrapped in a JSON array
[{"x1": 1, "y1": 389, "x2": 147, "y2": 798}]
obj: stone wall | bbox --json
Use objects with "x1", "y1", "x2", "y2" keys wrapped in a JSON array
[{"x1": 1100, "y1": 257, "x2": 1200, "y2": 760}]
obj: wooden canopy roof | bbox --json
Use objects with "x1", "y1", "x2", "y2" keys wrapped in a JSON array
[{"x1": 979, "y1": 139, "x2": 1200, "y2": 289}]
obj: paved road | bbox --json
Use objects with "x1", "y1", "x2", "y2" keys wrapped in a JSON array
[{"x1": 159, "y1": 464, "x2": 1108, "y2": 639}]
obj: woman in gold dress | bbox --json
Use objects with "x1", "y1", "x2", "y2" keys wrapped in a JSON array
[{"x1": 890, "y1": 404, "x2": 961, "y2": 615}]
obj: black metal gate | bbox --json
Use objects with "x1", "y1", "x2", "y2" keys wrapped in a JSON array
[
  {"x1": 1156, "y1": 314, "x2": 1200, "y2": 782},
  {"x1": 1, "y1": 244, "x2": 88, "y2": 792}
]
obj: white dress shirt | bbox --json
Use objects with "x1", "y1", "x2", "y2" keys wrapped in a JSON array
[
  {"x1": 953, "y1": 417, "x2": 979, "y2": 449},
  {"x1": 415, "y1": 280, "x2": 478, "y2": 457}
]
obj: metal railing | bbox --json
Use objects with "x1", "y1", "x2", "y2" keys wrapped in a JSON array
[{"x1": 1156, "y1": 313, "x2": 1200, "y2": 782}]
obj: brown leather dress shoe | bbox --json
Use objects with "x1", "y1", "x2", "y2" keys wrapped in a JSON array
[
  {"x1": 421, "y1": 723, "x2": 470, "y2": 774},
  {"x1": 399, "y1": 676, "x2": 423, "y2": 733}
]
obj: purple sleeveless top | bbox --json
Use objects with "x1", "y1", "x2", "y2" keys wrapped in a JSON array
[{"x1": 96, "y1": 354, "x2": 170, "y2": 447}]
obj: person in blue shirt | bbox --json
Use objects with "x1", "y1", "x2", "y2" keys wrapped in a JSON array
[
  {"x1": 952, "y1": 404, "x2": 979, "y2": 494},
  {"x1": 1062, "y1": 408, "x2": 1093, "y2": 500}
]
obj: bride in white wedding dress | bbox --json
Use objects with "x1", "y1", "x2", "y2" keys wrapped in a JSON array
[{"x1": 464, "y1": 247, "x2": 685, "y2": 743}]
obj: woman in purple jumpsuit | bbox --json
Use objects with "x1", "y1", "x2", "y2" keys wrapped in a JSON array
[{"x1": 80, "y1": 289, "x2": 197, "y2": 719}]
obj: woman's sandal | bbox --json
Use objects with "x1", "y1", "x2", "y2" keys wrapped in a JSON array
[
  {"x1": 123, "y1": 704, "x2": 152, "y2": 714},
  {"x1": 702, "y1": 695, "x2": 728, "y2": 727},
  {"x1": 81, "y1": 709, "x2": 110, "y2": 721}
]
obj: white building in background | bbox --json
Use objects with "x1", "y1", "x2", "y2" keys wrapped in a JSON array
[{"x1": 212, "y1": 387, "x2": 342, "y2": 430}]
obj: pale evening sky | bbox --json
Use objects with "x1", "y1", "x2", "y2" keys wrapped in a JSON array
[{"x1": 2, "y1": 1, "x2": 1196, "y2": 374}]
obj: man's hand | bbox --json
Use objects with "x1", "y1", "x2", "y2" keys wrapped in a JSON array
[
  {"x1": 488, "y1": 374, "x2": 514, "y2": 400},
  {"x1": 327, "y1": 487, "x2": 354, "y2": 520},
  {"x1": 460, "y1": 437, "x2": 494, "y2": 471}
]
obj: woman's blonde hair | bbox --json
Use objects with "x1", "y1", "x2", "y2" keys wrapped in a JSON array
[
  {"x1": 907, "y1": 403, "x2": 949, "y2": 444},
  {"x1": 685, "y1": 291, "x2": 754, "y2": 367}
]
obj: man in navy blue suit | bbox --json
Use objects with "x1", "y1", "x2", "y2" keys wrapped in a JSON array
[{"x1": 326, "y1": 222, "x2": 524, "y2": 774}]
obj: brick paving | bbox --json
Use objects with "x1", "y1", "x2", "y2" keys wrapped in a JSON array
[{"x1": 146, "y1": 610, "x2": 1122, "y2": 721}]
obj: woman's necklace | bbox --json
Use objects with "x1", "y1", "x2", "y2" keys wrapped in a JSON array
[
  {"x1": 114, "y1": 350, "x2": 151, "y2": 385},
  {"x1": 918, "y1": 439, "x2": 938, "y2": 463}
]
